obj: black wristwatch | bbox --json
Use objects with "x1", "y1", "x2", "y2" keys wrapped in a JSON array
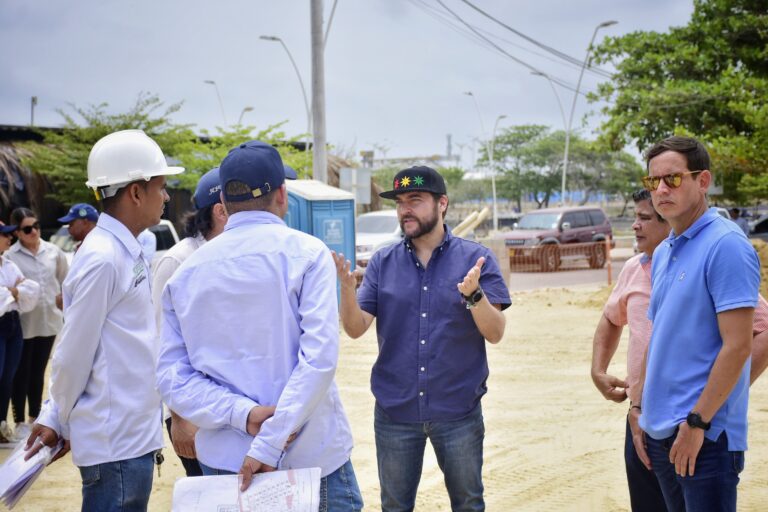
[
  {"x1": 462, "y1": 286, "x2": 484, "y2": 309},
  {"x1": 686, "y1": 412, "x2": 711, "y2": 431}
]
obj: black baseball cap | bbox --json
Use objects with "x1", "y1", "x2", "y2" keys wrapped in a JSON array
[{"x1": 379, "y1": 166, "x2": 447, "y2": 200}]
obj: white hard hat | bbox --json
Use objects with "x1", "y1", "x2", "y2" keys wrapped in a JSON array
[{"x1": 86, "y1": 130, "x2": 184, "y2": 199}]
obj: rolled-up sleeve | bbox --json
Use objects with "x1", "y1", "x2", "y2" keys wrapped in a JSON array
[{"x1": 247, "y1": 249, "x2": 340, "y2": 467}]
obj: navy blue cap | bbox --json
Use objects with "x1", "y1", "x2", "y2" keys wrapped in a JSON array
[
  {"x1": 379, "y1": 166, "x2": 447, "y2": 199},
  {"x1": 220, "y1": 141, "x2": 287, "y2": 202},
  {"x1": 193, "y1": 167, "x2": 222, "y2": 209},
  {"x1": 58, "y1": 203, "x2": 99, "y2": 223},
  {"x1": 0, "y1": 223, "x2": 16, "y2": 234},
  {"x1": 283, "y1": 164, "x2": 298, "y2": 180}
]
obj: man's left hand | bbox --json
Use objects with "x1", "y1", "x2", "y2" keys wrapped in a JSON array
[
  {"x1": 457, "y1": 257, "x2": 485, "y2": 296},
  {"x1": 669, "y1": 422, "x2": 705, "y2": 477},
  {"x1": 239, "y1": 456, "x2": 276, "y2": 491}
]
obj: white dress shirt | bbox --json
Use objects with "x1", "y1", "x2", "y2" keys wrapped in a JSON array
[
  {"x1": 37, "y1": 213, "x2": 163, "y2": 467},
  {"x1": 157, "y1": 210, "x2": 353, "y2": 477},
  {"x1": 6, "y1": 240, "x2": 67, "y2": 338},
  {"x1": 151, "y1": 234, "x2": 205, "y2": 330},
  {"x1": 0, "y1": 256, "x2": 41, "y2": 316}
]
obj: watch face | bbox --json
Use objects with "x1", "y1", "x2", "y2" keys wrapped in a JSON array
[{"x1": 472, "y1": 290, "x2": 483, "y2": 302}]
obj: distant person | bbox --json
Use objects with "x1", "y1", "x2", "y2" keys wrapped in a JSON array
[
  {"x1": 6, "y1": 207, "x2": 68, "y2": 443},
  {"x1": 156, "y1": 141, "x2": 362, "y2": 510},
  {"x1": 26, "y1": 129, "x2": 184, "y2": 511},
  {"x1": 0, "y1": 221, "x2": 40, "y2": 446},
  {"x1": 639, "y1": 136, "x2": 759, "y2": 512},
  {"x1": 57, "y1": 203, "x2": 99, "y2": 250},
  {"x1": 151, "y1": 167, "x2": 227, "y2": 478},
  {"x1": 333, "y1": 165, "x2": 511, "y2": 511},
  {"x1": 590, "y1": 189, "x2": 768, "y2": 512},
  {"x1": 729, "y1": 207, "x2": 750, "y2": 236}
]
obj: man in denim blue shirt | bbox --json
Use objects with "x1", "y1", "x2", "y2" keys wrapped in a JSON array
[
  {"x1": 333, "y1": 166, "x2": 511, "y2": 512},
  {"x1": 637, "y1": 136, "x2": 760, "y2": 512}
]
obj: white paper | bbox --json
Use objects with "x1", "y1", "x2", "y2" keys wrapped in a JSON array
[
  {"x1": 172, "y1": 467, "x2": 321, "y2": 512},
  {"x1": 0, "y1": 439, "x2": 63, "y2": 509}
]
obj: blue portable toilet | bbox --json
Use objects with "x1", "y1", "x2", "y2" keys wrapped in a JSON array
[{"x1": 285, "y1": 180, "x2": 356, "y2": 269}]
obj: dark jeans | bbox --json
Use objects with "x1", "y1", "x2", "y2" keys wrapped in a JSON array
[
  {"x1": 78, "y1": 451, "x2": 155, "y2": 512},
  {"x1": 624, "y1": 418, "x2": 667, "y2": 512},
  {"x1": 646, "y1": 430, "x2": 743, "y2": 512},
  {"x1": 164, "y1": 417, "x2": 202, "y2": 477},
  {"x1": 0, "y1": 312, "x2": 23, "y2": 423},
  {"x1": 200, "y1": 458, "x2": 363, "y2": 512},
  {"x1": 11, "y1": 335, "x2": 55, "y2": 423},
  {"x1": 374, "y1": 402, "x2": 485, "y2": 512}
]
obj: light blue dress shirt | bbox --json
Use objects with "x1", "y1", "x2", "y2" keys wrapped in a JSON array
[
  {"x1": 37, "y1": 213, "x2": 163, "y2": 467},
  {"x1": 156, "y1": 210, "x2": 353, "y2": 477},
  {"x1": 641, "y1": 208, "x2": 760, "y2": 451}
]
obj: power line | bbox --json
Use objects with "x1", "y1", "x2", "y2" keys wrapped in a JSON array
[{"x1": 458, "y1": 0, "x2": 614, "y2": 78}]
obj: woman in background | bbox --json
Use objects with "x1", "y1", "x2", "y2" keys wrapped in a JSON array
[
  {"x1": 0, "y1": 220, "x2": 39, "y2": 444},
  {"x1": 6, "y1": 208, "x2": 67, "y2": 442}
]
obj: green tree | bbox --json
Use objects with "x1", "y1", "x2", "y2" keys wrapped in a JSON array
[
  {"x1": 20, "y1": 93, "x2": 194, "y2": 205},
  {"x1": 591, "y1": 0, "x2": 768, "y2": 200},
  {"x1": 173, "y1": 122, "x2": 312, "y2": 191}
]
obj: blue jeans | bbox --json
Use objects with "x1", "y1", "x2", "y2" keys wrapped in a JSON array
[
  {"x1": 200, "y1": 459, "x2": 363, "y2": 512},
  {"x1": 0, "y1": 311, "x2": 23, "y2": 423},
  {"x1": 374, "y1": 403, "x2": 484, "y2": 512},
  {"x1": 624, "y1": 418, "x2": 667, "y2": 512},
  {"x1": 645, "y1": 429, "x2": 743, "y2": 512},
  {"x1": 78, "y1": 452, "x2": 155, "y2": 512}
]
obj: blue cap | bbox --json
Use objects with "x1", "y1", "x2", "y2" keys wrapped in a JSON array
[
  {"x1": 58, "y1": 203, "x2": 99, "y2": 223},
  {"x1": 193, "y1": 167, "x2": 222, "y2": 209},
  {"x1": 0, "y1": 223, "x2": 16, "y2": 234},
  {"x1": 220, "y1": 141, "x2": 294, "y2": 202}
]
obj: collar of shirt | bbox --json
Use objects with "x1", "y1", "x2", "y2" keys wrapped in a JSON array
[
  {"x1": 668, "y1": 207, "x2": 720, "y2": 241},
  {"x1": 224, "y1": 210, "x2": 286, "y2": 232},
  {"x1": 9, "y1": 240, "x2": 51, "y2": 258},
  {"x1": 96, "y1": 213, "x2": 144, "y2": 261},
  {"x1": 403, "y1": 224, "x2": 453, "y2": 253}
]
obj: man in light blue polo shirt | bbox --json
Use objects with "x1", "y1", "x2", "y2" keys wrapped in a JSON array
[{"x1": 638, "y1": 136, "x2": 759, "y2": 512}]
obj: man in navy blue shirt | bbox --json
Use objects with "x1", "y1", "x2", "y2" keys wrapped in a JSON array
[
  {"x1": 333, "y1": 166, "x2": 511, "y2": 512},
  {"x1": 638, "y1": 136, "x2": 759, "y2": 512}
]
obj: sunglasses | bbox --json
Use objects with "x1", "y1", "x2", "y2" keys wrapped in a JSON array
[
  {"x1": 20, "y1": 222, "x2": 41, "y2": 235},
  {"x1": 641, "y1": 171, "x2": 703, "y2": 192}
]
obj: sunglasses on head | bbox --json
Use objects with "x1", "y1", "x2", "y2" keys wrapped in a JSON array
[
  {"x1": 641, "y1": 171, "x2": 703, "y2": 192},
  {"x1": 20, "y1": 222, "x2": 41, "y2": 235}
]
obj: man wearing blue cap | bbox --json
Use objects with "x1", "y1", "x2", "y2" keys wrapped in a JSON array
[
  {"x1": 57, "y1": 203, "x2": 99, "y2": 250},
  {"x1": 333, "y1": 165, "x2": 511, "y2": 511},
  {"x1": 156, "y1": 141, "x2": 362, "y2": 509},
  {"x1": 151, "y1": 167, "x2": 227, "y2": 478}
]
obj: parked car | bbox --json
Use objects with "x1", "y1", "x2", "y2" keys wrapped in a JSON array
[
  {"x1": 497, "y1": 206, "x2": 613, "y2": 271},
  {"x1": 49, "y1": 219, "x2": 179, "y2": 267},
  {"x1": 355, "y1": 210, "x2": 402, "y2": 267}
]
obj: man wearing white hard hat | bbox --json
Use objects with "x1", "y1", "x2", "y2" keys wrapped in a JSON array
[{"x1": 26, "y1": 130, "x2": 184, "y2": 511}]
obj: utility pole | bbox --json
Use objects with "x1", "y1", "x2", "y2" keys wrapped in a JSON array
[
  {"x1": 310, "y1": 0, "x2": 328, "y2": 183},
  {"x1": 30, "y1": 96, "x2": 38, "y2": 126}
]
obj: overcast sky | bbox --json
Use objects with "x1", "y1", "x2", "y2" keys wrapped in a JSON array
[{"x1": 1, "y1": 0, "x2": 694, "y2": 166}]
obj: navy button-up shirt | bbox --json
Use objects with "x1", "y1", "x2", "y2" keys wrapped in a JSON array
[{"x1": 357, "y1": 227, "x2": 511, "y2": 423}]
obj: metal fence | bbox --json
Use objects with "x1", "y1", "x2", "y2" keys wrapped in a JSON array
[{"x1": 508, "y1": 240, "x2": 613, "y2": 281}]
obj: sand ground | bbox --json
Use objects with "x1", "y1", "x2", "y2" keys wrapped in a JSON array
[{"x1": 4, "y1": 285, "x2": 768, "y2": 511}]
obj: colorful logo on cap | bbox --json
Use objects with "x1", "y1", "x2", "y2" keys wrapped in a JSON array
[
  {"x1": 393, "y1": 175, "x2": 425, "y2": 190},
  {"x1": 78, "y1": 208, "x2": 87, "y2": 218}
]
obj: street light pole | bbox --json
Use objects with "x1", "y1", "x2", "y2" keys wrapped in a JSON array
[
  {"x1": 531, "y1": 71, "x2": 567, "y2": 132},
  {"x1": 561, "y1": 20, "x2": 617, "y2": 205},
  {"x1": 238, "y1": 106, "x2": 254, "y2": 126},
  {"x1": 259, "y1": 35, "x2": 312, "y2": 153},
  {"x1": 30, "y1": 96, "x2": 38, "y2": 127},
  {"x1": 464, "y1": 91, "x2": 504, "y2": 233},
  {"x1": 203, "y1": 80, "x2": 228, "y2": 126},
  {"x1": 489, "y1": 114, "x2": 507, "y2": 232}
]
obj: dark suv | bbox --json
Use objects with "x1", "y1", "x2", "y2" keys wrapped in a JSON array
[{"x1": 497, "y1": 206, "x2": 613, "y2": 271}]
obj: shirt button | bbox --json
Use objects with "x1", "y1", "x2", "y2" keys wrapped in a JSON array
[
  {"x1": 421, "y1": 313, "x2": 427, "y2": 318},
  {"x1": 419, "y1": 392, "x2": 424, "y2": 397},
  {"x1": 420, "y1": 367, "x2": 425, "y2": 372},
  {"x1": 416, "y1": 263, "x2": 420, "y2": 267},
  {"x1": 420, "y1": 339, "x2": 426, "y2": 344},
  {"x1": 423, "y1": 286, "x2": 428, "y2": 291}
]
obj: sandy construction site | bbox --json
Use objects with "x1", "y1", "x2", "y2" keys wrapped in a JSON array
[{"x1": 4, "y1": 285, "x2": 768, "y2": 511}]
